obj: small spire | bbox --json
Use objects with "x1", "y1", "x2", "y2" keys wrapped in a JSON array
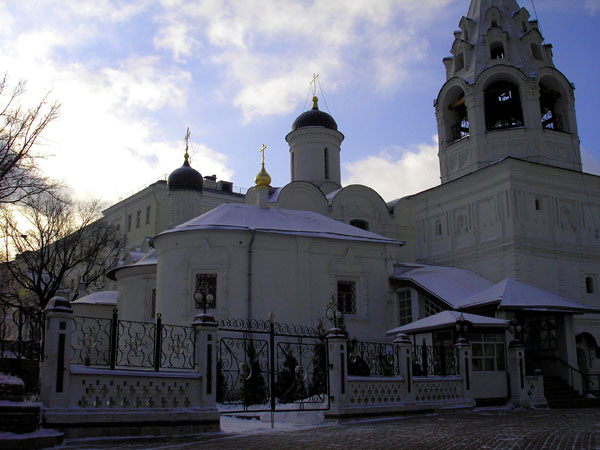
[{"x1": 255, "y1": 144, "x2": 271, "y2": 187}]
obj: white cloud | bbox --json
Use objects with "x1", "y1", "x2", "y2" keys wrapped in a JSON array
[
  {"x1": 0, "y1": 3, "x2": 231, "y2": 204},
  {"x1": 343, "y1": 136, "x2": 441, "y2": 202},
  {"x1": 153, "y1": 0, "x2": 456, "y2": 121}
]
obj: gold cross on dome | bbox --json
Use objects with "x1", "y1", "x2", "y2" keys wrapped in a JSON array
[
  {"x1": 259, "y1": 144, "x2": 267, "y2": 164},
  {"x1": 310, "y1": 73, "x2": 319, "y2": 96}
]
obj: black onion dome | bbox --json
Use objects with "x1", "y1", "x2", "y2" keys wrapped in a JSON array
[
  {"x1": 168, "y1": 159, "x2": 203, "y2": 192},
  {"x1": 291, "y1": 97, "x2": 338, "y2": 132}
]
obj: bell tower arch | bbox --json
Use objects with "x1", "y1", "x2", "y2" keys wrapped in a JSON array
[{"x1": 436, "y1": 0, "x2": 581, "y2": 183}]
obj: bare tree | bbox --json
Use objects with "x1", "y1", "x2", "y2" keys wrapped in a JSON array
[
  {"x1": 1, "y1": 192, "x2": 121, "y2": 309},
  {"x1": 0, "y1": 73, "x2": 60, "y2": 205}
]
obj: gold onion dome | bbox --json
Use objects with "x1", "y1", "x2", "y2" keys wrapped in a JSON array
[{"x1": 255, "y1": 163, "x2": 271, "y2": 187}]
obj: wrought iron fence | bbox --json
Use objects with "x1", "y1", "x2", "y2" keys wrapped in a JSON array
[
  {"x1": 0, "y1": 298, "x2": 44, "y2": 361},
  {"x1": 70, "y1": 310, "x2": 195, "y2": 371},
  {"x1": 116, "y1": 319, "x2": 156, "y2": 369},
  {"x1": 412, "y1": 343, "x2": 458, "y2": 376},
  {"x1": 71, "y1": 316, "x2": 112, "y2": 366},
  {"x1": 161, "y1": 323, "x2": 195, "y2": 369},
  {"x1": 347, "y1": 339, "x2": 396, "y2": 376},
  {"x1": 217, "y1": 319, "x2": 330, "y2": 413}
]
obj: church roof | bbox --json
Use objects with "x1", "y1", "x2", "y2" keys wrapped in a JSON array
[
  {"x1": 386, "y1": 310, "x2": 509, "y2": 335},
  {"x1": 168, "y1": 159, "x2": 203, "y2": 192},
  {"x1": 391, "y1": 264, "x2": 494, "y2": 308},
  {"x1": 458, "y1": 278, "x2": 599, "y2": 313},
  {"x1": 157, "y1": 203, "x2": 404, "y2": 245},
  {"x1": 291, "y1": 96, "x2": 338, "y2": 132}
]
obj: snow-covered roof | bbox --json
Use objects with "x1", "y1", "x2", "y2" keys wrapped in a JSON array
[
  {"x1": 459, "y1": 278, "x2": 599, "y2": 313},
  {"x1": 391, "y1": 264, "x2": 494, "y2": 308},
  {"x1": 71, "y1": 290, "x2": 117, "y2": 306},
  {"x1": 157, "y1": 204, "x2": 405, "y2": 245},
  {"x1": 106, "y1": 250, "x2": 157, "y2": 280},
  {"x1": 386, "y1": 311, "x2": 509, "y2": 335}
]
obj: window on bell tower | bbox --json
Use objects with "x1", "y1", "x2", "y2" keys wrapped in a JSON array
[
  {"x1": 324, "y1": 147, "x2": 330, "y2": 180},
  {"x1": 485, "y1": 81, "x2": 524, "y2": 130},
  {"x1": 490, "y1": 41, "x2": 505, "y2": 59}
]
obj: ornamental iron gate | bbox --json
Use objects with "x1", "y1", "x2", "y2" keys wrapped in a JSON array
[
  {"x1": 217, "y1": 319, "x2": 330, "y2": 414},
  {"x1": 0, "y1": 298, "x2": 44, "y2": 394}
]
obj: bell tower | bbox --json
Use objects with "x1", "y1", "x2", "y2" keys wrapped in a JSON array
[{"x1": 435, "y1": 0, "x2": 581, "y2": 183}]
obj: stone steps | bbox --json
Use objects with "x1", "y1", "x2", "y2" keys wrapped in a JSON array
[{"x1": 544, "y1": 376, "x2": 600, "y2": 409}]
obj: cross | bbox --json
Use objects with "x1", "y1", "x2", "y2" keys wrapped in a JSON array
[
  {"x1": 183, "y1": 127, "x2": 191, "y2": 162},
  {"x1": 310, "y1": 73, "x2": 319, "y2": 96},
  {"x1": 259, "y1": 144, "x2": 267, "y2": 165},
  {"x1": 184, "y1": 127, "x2": 191, "y2": 154}
]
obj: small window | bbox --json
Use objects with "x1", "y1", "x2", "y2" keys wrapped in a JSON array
[
  {"x1": 324, "y1": 148, "x2": 330, "y2": 180},
  {"x1": 435, "y1": 219, "x2": 443, "y2": 237},
  {"x1": 350, "y1": 219, "x2": 369, "y2": 231},
  {"x1": 522, "y1": 21, "x2": 527, "y2": 33},
  {"x1": 195, "y1": 274, "x2": 217, "y2": 309},
  {"x1": 586, "y1": 276, "x2": 596, "y2": 294},
  {"x1": 397, "y1": 290, "x2": 412, "y2": 326},
  {"x1": 145, "y1": 206, "x2": 151, "y2": 225},
  {"x1": 491, "y1": 20, "x2": 498, "y2": 28},
  {"x1": 127, "y1": 215, "x2": 132, "y2": 232},
  {"x1": 466, "y1": 333, "x2": 506, "y2": 372},
  {"x1": 535, "y1": 198, "x2": 541, "y2": 211},
  {"x1": 531, "y1": 43, "x2": 543, "y2": 61},
  {"x1": 337, "y1": 280, "x2": 356, "y2": 315},
  {"x1": 490, "y1": 41, "x2": 505, "y2": 59},
  {"x1": 136, "y1": 210, "x2": 141, "y2": 228},
  {"x1": 115, "y1": 223, "x2": 120, "y2": 232},
  {"x1": 423, "y1": 296, "x2": 443, "y2": 317}
]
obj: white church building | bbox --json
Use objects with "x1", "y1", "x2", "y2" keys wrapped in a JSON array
[{"x1": 73, "y1": 0, "x2": 600, "y2": 403}]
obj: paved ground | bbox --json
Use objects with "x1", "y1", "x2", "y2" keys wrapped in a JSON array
[{"x1": 57, "y1": 408, "x2": 600, "y2": 450}]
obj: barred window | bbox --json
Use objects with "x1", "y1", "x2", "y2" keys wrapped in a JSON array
[
  {"x1": 145, "y1": 206, "x2": 151, "y2": 225},
  {"x1": 195, "y1": 274, "x2": 217, "y2": 309},
  {"x1": 466, "y1": 333, "x2": 506, "y2": 372},
  {"x1": 337, "y1": 280, "x2": 356, "y2": 315},
  {"x1": 397, "y1": 290, "x2": 412, "y2": 326},
  {"x1": 423, "y1": 296, "x2": 443, "y2": 317}
]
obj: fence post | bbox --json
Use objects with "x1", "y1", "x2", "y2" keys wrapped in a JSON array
[
  {"x1": 325, "y1": 327, "x2": 348, "y2": 418},
  {"x1": 40, "y1": 297, "x2": 73, "y2": 409},
  {"x1": 154, "y1": 313, "x2": 162, "y2": 371},
  {"x1": 192, "y1": 312, "x2": 218, "y2": 408},
  {"x1": 109, "y1": 308, "x2": 118, "y2": 370},
  {"x1": 507, "y1": 340, "x2": 535, "y2": 407},
  {"x1": 455, "y1": 337, "x2": 473, "y2": 400},
  {"x1": 394, "y1": 333, "x2": 413, "y2": 398}
]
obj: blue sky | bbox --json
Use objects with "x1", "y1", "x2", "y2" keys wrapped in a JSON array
[{"x1": 1, "y1": 0, "x2": 599, "y2": 204}]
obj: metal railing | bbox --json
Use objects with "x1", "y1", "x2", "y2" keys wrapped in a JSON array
[
  {"x1": 347, "y1": 340, "x2": 396, "y2": 377},
  {"x1": 412, "y1": 343, "x2": 458, "y2": 377},
  {"x1": 70, "y1": 309, "x2": 195, "y2": 371}
]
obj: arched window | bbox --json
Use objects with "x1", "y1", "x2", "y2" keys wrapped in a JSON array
[
  {"x1": 485, "y1": 81, "x2": 524, "y2": 130},
  {"x1": 490, "y1": 41, "x2": 505, "y2": 59},
  {"x1": 540, "y1": 85, "x2": 563, "y2": 131},
  {"x1": 448, "y1": 92, "x2": 469, "y2": 141},
  {"x1": 350, "y1": 219, "x2": 369, "y2": 231}
]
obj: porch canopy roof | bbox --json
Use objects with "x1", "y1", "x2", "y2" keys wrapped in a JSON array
[
  {"x1": 458, "y1": 278, "x2": 599, "y2": 314},
  {"x1": 386, "y1": 311, "x2": 509, "y2": 336}
]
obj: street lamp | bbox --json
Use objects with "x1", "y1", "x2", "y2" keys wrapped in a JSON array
[
  {"x1": 194, "y1": 280, "x2": 214, "y2": 314},
  {"x1": 455, "y1": 312, "x2": 470, "y2": 342},
  {"x1": 326, "y1": 299, "x2": 344, "y2": 330}
]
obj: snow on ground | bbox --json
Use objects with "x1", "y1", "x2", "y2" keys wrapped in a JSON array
[{"x1": 0, "y1": 373, "x2": 24, "y2": 386}]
